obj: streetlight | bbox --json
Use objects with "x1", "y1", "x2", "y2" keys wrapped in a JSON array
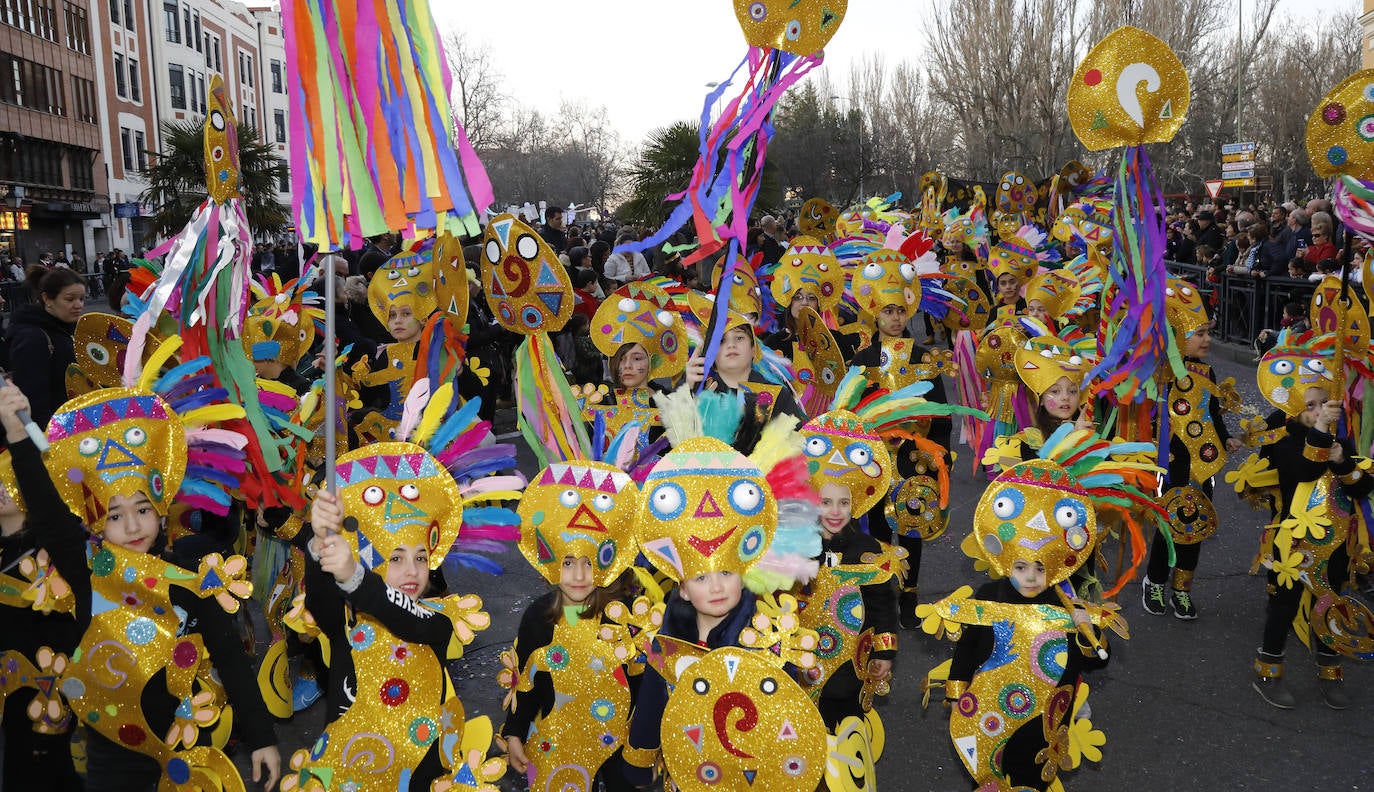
[{"x1": 832, "y1": 94, "x2": 864, "y2": 199}]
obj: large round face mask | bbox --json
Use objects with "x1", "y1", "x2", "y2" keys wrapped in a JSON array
[
  {"x1": 972, "y1": 460, "x2": 1099, "y2": 588},
  {"x1": 481, "y1": 213, "x2": 574, "y2": 334},
  {"x1": 770, "y1": 236, "x2": 844, "y2": 313},
  {"x1": 368, "y1": 242, "x2": 441, "y2": 328},
  {"x1": 852, "y1": 250, "x2": 920, "y2": 321},
  {"x1": 333, "y1": 442, "x2": 464, "y2": 574},
  {"x1": 46, "y1": 389, "x2": 188, "y2": 529},
  {"x1": 636, "y1": 437, "x2": 777, "y2": 583},
  {"x1": 1257, "y1": 338, "x2": 1336, "y2": 417},
  {"x1": 517, "y1": 461, "x2": 639, "y2": 588},
  {"x1": 799, "y1": 410, "x2": 892, "y2": 517},
  {"x1": 591, "y1": 283, "x2": 686, "y2": 381},
  {"x1": 734, "y1": 0, "x2": 847, "y2": 55}
]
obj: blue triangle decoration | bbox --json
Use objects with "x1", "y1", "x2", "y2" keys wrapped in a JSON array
[
  {"x1": 90, "y1": 590, "x2": 119, "y2": 616},
  {"x1": 538, "y1": 291, "x2": 564, "y2": 315},
  {"x1": 535, "y1": 263, "x2": 561, "y2": 287},
  {"x1": 200, "y1": 569, "x2": 223, "y2": 591},
  {"x1": 493, "y1": 217, "x2": 514, "y2": 248},
  {"x1": 96, "y1": 439, "x2": 145, "y2": 470},
  {"x1": 743, "y1": 769, "x2": 758, "y2": 785}
]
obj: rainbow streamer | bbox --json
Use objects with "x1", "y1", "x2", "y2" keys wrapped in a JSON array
[{"x1": 281, "y1": 0, "x2": 493, "y2": 248}]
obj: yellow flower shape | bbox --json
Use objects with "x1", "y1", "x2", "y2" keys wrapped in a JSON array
[
  {"x1": 1067, "y1": 682, "x2": 1106, "y2": 768},
  {"x1": 959, "y1": 532, "x2": 996, "y2": 576},
  {"x1": 599, "y1": 596, "x2": 664, "y2": 665},
  {"x1": 279, "y1": 748, "x2": 324, "y2": 792},
  {"x1": 916, "y1": 585, "x2": 973, "y2": 639},
  {"x1": 1225, "y1": 453, "x2": 1277, "y2": 494},
  {"x1": 26, "y1": 647, "x2": 72, "y2": 732},
  {"x1": 1280, "y1": 505, "x2": 1329, "y2": 542},
  {"x1": 467, "y1": 356, "x2": 492, "y2": 387},
  {"x1": 980, "y1": 436, "x2": 1021, "y2": 470},
  {"x1": 19, "y1": 549, "x2": 74, "y2": 615},
  {"x1": 495, "y1": 646, "x2": 519, "y2": 712},
  {"x1": 438, "y1": 593, "x2": 491, "y2": 646},
  {"x1": 1036, "y1": 722, "x2": 1071, "y2": 782},
  {"x1": 1270, "y1": 544, "x2": 1304, "y2": 589},
  {"x1": 197, "y1": 554, "x2": 252, "y2": 613},
  {"x1": 737, "y1": 593, "x2": 819, "y2": 669},
  {"x1": 164, "y1": 689, "x2": 221, "y2": 749}
]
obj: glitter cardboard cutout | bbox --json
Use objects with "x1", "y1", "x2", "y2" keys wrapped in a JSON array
[
  {"x1": 481, "y1": 213, "x2": 574, "y2": 334},
  {"x1": 1306, "y1": 69, "x2": 1374, "y2": 179},
  {"x1": 771, "y1": 236, "x2": 844, "y2": 313},
  {"x1": 592, "y1": 283, "x2": 687, "y2": 381},
  {"x1": 800, "y1": 410, "x2": 892, "y2": 517},
  {"x1": 517, "y1": 461, "x2": 640, "y2": 588},
  {"x1": 332, "y1": 442, "x2": 463, "y2": 574},
  {"x1": 734, "y1": 0, "x2": 847, "y2": 55},
  {"x1": 1068, "y1": 26, "x2": 1190, "y2": 150}
]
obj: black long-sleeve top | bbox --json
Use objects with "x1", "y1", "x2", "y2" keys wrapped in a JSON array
[
  {"x1": 1258, "y1": 411, "x2": 1374, "y2": 517},
  {"x1": 7, "y1": 304, "x2": 76, "y2": 427},
  {"x1": 500, "y1": 591, "x2": 559, "y2": 741},
  {"x1": 8, "y1": 436, "x2": 276, "y2": 752}
]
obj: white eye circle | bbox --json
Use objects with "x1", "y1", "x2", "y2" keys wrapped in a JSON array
[
  {"x1": 400, "y1": 483, "x2": 420, "y2": 501},
  {"x1": 516, "y1": 234, "x2": 539, "y2": 260},
  {"x1": 805, "y1": 437, "x2": 829, "y2": 457},
  {"x1": 484, "y1": 239, "x2": 501, "y2": 263},
  {"x1": 123, "y1": 427, "x2": 147, "y2": 446},
  {"x1": 1180, "y1": 287, "x2": 1193, "y2": 296},
  {"x1": 618, "y1": 298, "x2": 637, "y2": 312},
  {"x1": 1069, "y1": 355, "x2": 1082, "y2": 364},
  {"x1": 846, "y1": 445, "x2": 871, "y2": 466},
  {"x1": 862, "y1": 262, "x2": 884, "y2": 279},
  {"x1": 1055, "y1": 504, "x2": 1081, "y2": 528},
  {"x1": 728, "y1": 481, "x2": 763, "y2": 515},
  {"x1": 593, "y1": 493, "x2": 615, "y2": 512},
  {"x1": 406, "y1": 266, "x2": 422, "y2": 277},
  {"x1": 657, "y1": 310, "x2": 674, "y2": 327},
  {"x1": 748, "y1": 1, "x2": 766, "y2": 20},
  {"x1": 1308, "y1": 360, "x2": 1328, "y2": 373},
  {"x1": 363, "y1": 486, "x2": 385, "y2": 505},
  {"x1": 559, "y1": 489, "x2": 581, "y2": 508},
  {"x1": 386, "y1": 269, "x2": 401, "y2": 281},
  {"x1": 991, "y1": 489, "x2": 1024, "y2": 520},
  {"x1": 1165, "y1": 287, "x2": 1176, "y2": 297},
  {"x1": 899, "y1": 263, "x2": 917, "y2": 281},
  {"x1": 1271, "y1": 359, "x2": 1294, "y2": 375},
  {"x1": 78, "y1": 437, "x2": 100, "y2": 456},
  {"x1": 791, "y1": 257, "x2": 804, "y2": 267},
  {"x1": 649, "y1": 483, "x2": 684, "y2": 519}
]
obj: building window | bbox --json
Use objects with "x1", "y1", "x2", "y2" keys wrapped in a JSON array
[
  {"x1": 63, "y1": 2, "x2": 90, "y2": 54},
  {"x1": 271, "y1": 60, "x2": 281, "y2": 93},
  {"x1": 181, "y1": 4, "x2": 190, "y2": 49},
  {"x1": 163, "y1": 0, "x2": 178, "y2": 42},
  {"x1": 71, "y1": 75, "x2": 96, "y2": 124},
  {"x1": 0, "y1": 52, "x2": 68, "y2": 117},
  {"x1": 128, "y1": 57, "x2": 139, "y2": 102},
  {"x1": 238, "y1": 51, "x2": 254, "y2": 89},
  {"x1": 113, "y1": 52, "x2": 126, "y2": 98},
  {"x1": 133, "y1": 129, "x2": 145, "y2": 171},
  {"x1": 212, "y1": 36, "x2": 221, "y2": 72},
  {"x1": 245, "y1": 105, "x2": 254, "y2": 130},
  {"x1": 278, "y1": 172, "x2": 288, "y2": 193},
  {"x1": 197, "y1": 72, "x2": 205, "y2": 113},
  {"x1": 120, "y1": 127, "x2": 133, "y2": 172},
  {"x1": 192, "y1": 10, "x2": 200, "y2": 51},
  {"x1": 274, "y1": 108, "x2": 285, "y2": 143},
  {"x1": 122, "y1": 0, "x2": 131, "y2": 30},
  {"x1": 68, "y1": 145, "x2": 93, "y2": 190},
  {"x1": 168, "y1": 63, "x2": 184, "y2": 109},
  {"x1": 109, "y1": 0, "x2": 119, "y2": 26}
]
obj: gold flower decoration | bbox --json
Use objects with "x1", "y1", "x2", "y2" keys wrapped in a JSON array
[
  {"x1": 1066, "y1": 682, "x2": 1106, "y2": 768},
  {"x1": 164, "y1": 689, "x2": 221, "y2": 749}
]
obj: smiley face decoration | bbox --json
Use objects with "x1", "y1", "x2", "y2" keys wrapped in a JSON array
[
  {"x1": 1067, "y1": 26, "x2": 1190, "y2": 150},
  {"x1": 481, "y1": 213, "x2": 574, "y2": 334}
]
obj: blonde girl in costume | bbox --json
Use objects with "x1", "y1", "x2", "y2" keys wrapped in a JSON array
[
  {"x1": 621, "y1": 386, "x2": 828, "y2": 791},
  {"x1": 0, "y1": 348, "x2": 280, "y2": 792},
  {"x1": 922, "y1": 427, "x2": 1163, "y2": 791},
  {"x1": 987, "y1": 226, "x2": 1058, "y2": 323},
  {"x1": 989, "y1": 321, "x2": 1097, "y2": 465},
  {"x1": 283, "y1": 388, "x2": 520, "y2": 792}
]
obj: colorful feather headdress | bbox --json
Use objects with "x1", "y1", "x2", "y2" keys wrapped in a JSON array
[
  {"x1": 243, "y1": 270, "x2": 324, "y2": 366},
  {"x1": 45, "y1": 335, "x2": 250, "y2": 528},
  {"x1": 640, "y1": 385, "x2": 823, "y2": 594},
  {"x1": 334, "y1": 384, "x2": 522, "y2": 577},
  {"x1": 801, "y1": 367, "x2": 988, "y2": 516}
]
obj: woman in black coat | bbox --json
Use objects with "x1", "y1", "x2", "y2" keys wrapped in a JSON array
[{"x1": 7, "y1": 266, "x2": 85, "y2": 426}]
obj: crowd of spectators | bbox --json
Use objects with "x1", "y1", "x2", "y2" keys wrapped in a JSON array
[{"x1": 1165, "y1": 197, "x2": 1359, "y2": 285}]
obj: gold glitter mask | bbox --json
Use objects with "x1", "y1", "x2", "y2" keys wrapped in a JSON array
[
  {"x1": 1258, "y1": 336, "x2": 1336, "y2": 417},
  {"x1": 800, "y1": 410, "x2": 892, "y2": 517},
  {"x1": 45, "y1": 389, "x2": 187, "y2": 528},
  {"x1": 798, "y1": 197, "x2": 839, "y2": 240},
  {"x1": 592, "y1": 283, "x2": 687, "y2": 381},
  {"x1": 1164, "y1": 278, "x2": 1210, "y2": 341},
  {"x1": 368, "y1": 239, "x2": 442, "y2": 327},
  {"x1": 658, "y1": 646, "x2": 827, "y2": 790},
  {"x1": 517, "y1": 461, "x2": 640, "y2": 588},
  {"x1": 243, "y1": 287, "x2": 319, "y2": 366},
  {"x1": 994, "y1": 171, "x2": 1036, "y2": 217},
  {"x1": 333, "y1": 442, "x2": 463, "y2": 573},
  {"x1": 0, "y1": 450, "x2": 26, "y2": 513},
  {"x1": 734, "y1": 0, "x2": 847, "y2": 55},
  {"x1": 1068, "y1": 26, "x2": 1190, "y2": 150},
  {"x1": 771, "y1": 236, "x2": 844, "y2": 313},
  {"x1": 1051, "y1": 198, "x2": 1114, "y2": 251},
  {"x1": 480, "y1": 213, "x2": 574, "y2": 334},
  {"x1": 66, "y1": 313, "x2": 161, "y2": 396},
  {"x1": 636, "y1": 437, "x2": 776, "y2": 583},
  {"x1": 852, "y1": 250, "x2": 920, "y2": 321},
  {"x1": 1014, "y1": 331, "x2": 1087, "y2": 399},
  {"x1": 1306, "y1": 69, "x2": 1374, "y2": 178},
  {"x1": 973, "y1": 460, "x2": 1099, "y2": 587},
  {"x1": 1023, "y1": 270, "x2": 1081, "y2": 323},
  {"x1": 712, "y1": 256, "x2": 763, "y2": 319}
]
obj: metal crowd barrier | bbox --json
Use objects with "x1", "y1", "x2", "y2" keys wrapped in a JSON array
[{"x1": 1162, "y1": 260, "x2": 1319, "y2": 344}]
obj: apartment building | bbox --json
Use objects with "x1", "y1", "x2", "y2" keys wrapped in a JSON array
[
  {"x1": 88, "y1": 0, "x2": 288, "y2": 255},
  {"x1": 0, "y1": 0, "x2": 110, "y2": 264}
]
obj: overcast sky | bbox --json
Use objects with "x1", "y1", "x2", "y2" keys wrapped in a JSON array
[{"x1": 433, "y1": 0, "x2": 1359, "y2": 147}]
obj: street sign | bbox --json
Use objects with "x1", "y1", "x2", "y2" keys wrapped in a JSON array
[
  {"x1": 1220, "y1": 169, "x2": 1255, "y2": 180},
  {"x1": 1221, "y1": 141, "x2": 1257, "y2": 155},
  {"x1": 1222, "y1": 160, "x2": 1255, "y2": 173},
  {"x1": 1223, "y1": 177, "x2": 1256, "y2": 188},
  {"x1": 1204, "y1": 179, "x2": 1224, "y2": 199},
  {"x1": 1222, "y1": 152, "x2": 1256, "y2": 163}
]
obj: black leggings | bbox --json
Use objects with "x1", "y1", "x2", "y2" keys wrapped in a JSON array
[{"x1": 1262, "y1": 544, "x2": 1350, "y2": 656}]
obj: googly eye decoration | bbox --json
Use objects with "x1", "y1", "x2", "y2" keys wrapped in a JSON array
[{"x1": 480, "y1": 213, "x2": 574, "y2": 334}]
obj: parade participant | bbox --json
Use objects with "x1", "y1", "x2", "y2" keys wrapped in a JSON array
[
  {"x1": 500, "y1": 458, "x2": 642, "y2": 790},
  {"x1": 0, "y1": 348, "x2": 280, "y2": 791},
  {"x1": 622, "y1": 386, "x2": 827, "y2": 791},
  {"x1": 1239, "y1": 331, "x2": 1374, "y2": 709},
  {"x1": 285, "y1": 387, "x2": 521, "y2": 791},
  {"x1": 793, "y1": 367, "x2": 976, "y2": 789},
  {"x1": 1022, "y1": 269, "x2": 1081, "y2": 331},
  {"x1": 992, "y1": 320, "x2": 1096, "y2": 462},
  {"x1": 1140, "y1": 279, "x2": 1243, "y2": 620},
  {"x1": 987, "y1": 225, "x2": 1057, "y2": 322},
  {"x1": 8, "y1": 266, "x2": 85, "y2": 426},
  {"x1": 922, "y1": 426, "x2": 1161, "y2": 791},
  {"x1": 0, "y1": 450, "x2": 82, "y2": 790},
  {"x1": 763, "y1": 235, "x2": 846, "y2": 353},
  {"x1": 849, "y1": 228, "x2": 956, "y2": 627},
  {"x1": 242, "y1": 271, "x2": 324, "y2": 396},
  {"x1": 683, "y1": 293, "x2": 806, "y2": 433}
]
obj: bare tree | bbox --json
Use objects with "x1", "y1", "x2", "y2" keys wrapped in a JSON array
[{"x1": 441, "y1": 30, "x2": 507, "y2": 151}]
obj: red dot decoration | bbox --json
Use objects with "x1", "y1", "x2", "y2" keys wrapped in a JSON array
[
  {"x1": 1084, "y1": 69, "x2": 1102, "y2": 87},
  {"x1": 118, "y1": 723, "x2": 147, "y2": 746},
  {"x1": 172, "y1": 640, "x2": 199, "y2": 669}
]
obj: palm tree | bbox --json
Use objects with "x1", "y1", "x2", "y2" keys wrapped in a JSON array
[
  {"x1": 138, "y1": 120, "x2": 290, "y2": 245},
  {"x1": 618, "y1": 121, "x2": 702, "y2": 227}
]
